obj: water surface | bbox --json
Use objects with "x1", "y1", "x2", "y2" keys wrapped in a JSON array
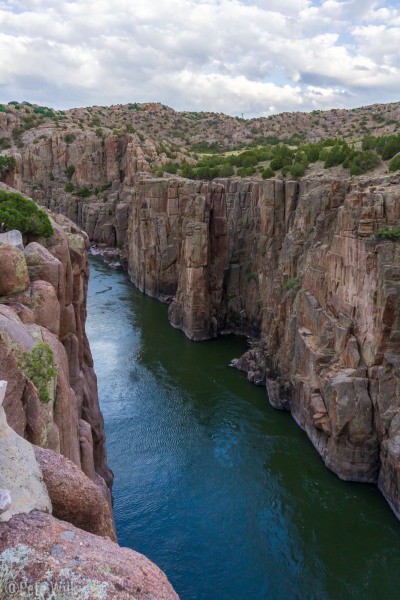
[{"x1": 87, "y1": 257, "x2": 400, "y2": 600}]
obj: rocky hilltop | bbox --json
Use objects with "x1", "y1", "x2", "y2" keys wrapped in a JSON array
[
  {"x1": 1, "y1": 98, "x2": 400, "y2": 250},
  {"x1": 0, "y1": 186, "x2": 178, "y2": 598}
]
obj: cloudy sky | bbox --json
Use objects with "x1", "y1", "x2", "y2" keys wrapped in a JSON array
[{"x1": 0, "y1": 0, "x2": 399, "y2": 117}]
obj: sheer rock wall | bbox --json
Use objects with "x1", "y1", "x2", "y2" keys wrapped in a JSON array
[{"x1": 126, "y1": 175, "x2": 400, "y2": 517}]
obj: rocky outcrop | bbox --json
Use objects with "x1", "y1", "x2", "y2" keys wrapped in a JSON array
[
  {"x1": 0, "y1": 185, "x2": 112, "y2": 495},
  {"x1": 0, "y1": 381, "x2": 51, "y2": 523},
  {"x1": 0, "y1": 511, "x2": 178, "y2": 599},
  {"x1": 34, "y1": 446, "x2": 116, "y2": 541},
  {"x1": 126, "y1": 175, "x2": 400, "y2": 516}
]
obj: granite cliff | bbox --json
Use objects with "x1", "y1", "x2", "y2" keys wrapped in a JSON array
[
  {"x1": 125, "y1": 176, "x2": 400, "y2": 518},
  {"x1": 0, "y1": 188, "x2": 178, "y2": 598},
  {"x1": 0, "y1": 187, "x2": 112, "y2": 495}
]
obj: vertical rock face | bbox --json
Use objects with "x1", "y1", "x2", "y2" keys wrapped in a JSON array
[
  {"x1": 0, "y1": 188, "x2": 179, "y2": 598},
  {"x1": 0, "y1": 185, "x2": 112, "y2": 494},
  {"x1": 128, "y1": 179, "x2": 228, "y2": 339},
  {"x1": 16, "y1": 131, "x2": 151, "y2": 247},
  {"x1": 127, "y1": 175, "x2": 400, "y2": 516}
]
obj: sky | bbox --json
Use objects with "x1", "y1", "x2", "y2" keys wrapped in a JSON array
[{"x1": 0, "y1": 0, "x2": 399, "y2": 117}]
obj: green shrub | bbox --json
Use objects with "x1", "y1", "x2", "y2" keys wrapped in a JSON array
[
  {"x1": 321, "y1": 142, "x2": 351, "y2": 168},
  {"x1": 349, "y1": 150, "x2": 380, "y2": 175},
  {"x1": 164, "y1": 162, "x2": 178, "y2": 174},
  {"x1": 179, "y1": 162, "x2": 195, "y2": 178},
  {"x1": 380, "y1": 135, "x2": 400, "y2": 160},
  {"x1": 302, "y1": 143, "x2": 320, "y2": 162},
  {"x1": 0, "y1": 189, "x2": 53, "y2": 237},
  {"x1": 289, "y1": 162, "x2": 306, "y2": 178},
  {"x1": 375, "y1": 226, "x2": 400, "y2": 240},
  {"x1": 66, "y1": 165, "x2": 75, "y2": 180},
  {"x1": 361, "y1": 134, "x2": 377, "y2": 151},
  {"x1": 284, "y1": 277, "x2": 300, "y2": 290},
  {"x1": 18, "y1": 342, "x2": 57, "y2": 404},
  {"x1": 218, "y1": 163, "x2": 234, "y2": 177},
  {"x1": 64, "y1": 182, "x2": 74, "y2": 192},
  {"x1": 73, "y1": 187, "x2": 92, "y2": 197},
  {"x1": 389, "y1": 155, "x2": 400, "y2": 172},
  {"x1": 262, "y1": 167, "x2": 275, "y2": 179},
  {"x1": 0, "y1": 155, "x2": 16, "y2": 173},
  {"x1": 33, "y1": 106, "x2": 55, "y2": 118},
  {"x1": 246, "y1": 272, "x2": 257, "y2": 282},
  {"x1": 64, "y1": 133, "x2": 75, "y2": 144},
  {"x1": 270, "y1": 156, "x2": 289, "y2": 170}
]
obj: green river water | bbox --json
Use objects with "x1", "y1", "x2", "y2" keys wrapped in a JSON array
[{"x1": 86, "y1": 256, "x2": 400, "y2": 600}]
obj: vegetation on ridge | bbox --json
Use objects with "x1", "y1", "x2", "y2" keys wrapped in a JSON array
[
  {"x1": 0, "y1": 155, "x2": 16, "y2": 175},
  {"x1": 0, "y1": 189, "x2": 53, "y2": 237},
  {"x1": 2, "y1": 99, "x2": 400, "y2": 186}
]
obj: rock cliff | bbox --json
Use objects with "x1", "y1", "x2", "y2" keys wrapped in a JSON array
[
  {"x1": 0, "y1": 511, "x2": 178, "y2": 599},
  {"x1": 0, "y1": 188, "x2": 178, "y2": 597},
  {"x1": 125, "y1": 175, "x2": 400, "y2": 517},
  {"x1": 0, "y1": 186, "x2": 112, "y2": 494},
  {"x1": 19, "y1": 130, "x2": 138, "y2": 247},
  {"x1": 7, "y1": 144, "x2": 400, "y2": 521}
]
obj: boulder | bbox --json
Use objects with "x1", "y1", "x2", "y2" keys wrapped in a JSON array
[
  {"x1": 0, "y1": 512, "x2": 179, "y2": 599},
  {"x1": 30, "y1": 279, "x2": 61, "y2": 336},
  {"x1": 34, "y1": 446, "x2": 116, "y2": 541},
  {"x1": 0, "y1": 243, "x2": 29, "y2": 296},
  {"x1": 24, "y1": 241, "x2": 64, "y2": 300},
  {"x1": 0, "y1": 229, "x2": 23, "y2": 249}
]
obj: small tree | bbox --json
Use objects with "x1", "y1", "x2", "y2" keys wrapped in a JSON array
[
  {"x1": 66, "y1": 165, "x2": 75, "y2": 180},
  {"x1": 389, "y1": 155, "x2": 400, "y2": 172}
]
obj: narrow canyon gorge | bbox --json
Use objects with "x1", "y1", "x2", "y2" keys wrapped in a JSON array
[
  {"x1": 15, "y1": 129, "x2": 399, "y2": 519},
  {"x1": 0, "y1": 106, "x2": 400, "y2": 597}
]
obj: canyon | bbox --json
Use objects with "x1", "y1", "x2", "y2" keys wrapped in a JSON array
[
  {"x1": 15, "y1": 125, "x2": 399, "y2": 519},
  {"x1": 1, "y1": 99, "x2": 400, "y2": 595}
]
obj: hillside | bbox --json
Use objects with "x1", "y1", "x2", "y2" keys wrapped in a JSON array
[{"x1": 2, "y1": 99, "x2": 400, "y2": 153}]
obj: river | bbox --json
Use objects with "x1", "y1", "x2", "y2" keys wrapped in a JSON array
[{"x1": 86, "y1": 256, "x2": 400, "y2": 600}]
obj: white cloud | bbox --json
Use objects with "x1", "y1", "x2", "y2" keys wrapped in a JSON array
[{"x1": 0, "y1": 0, "x2": 398, "y2": 116}]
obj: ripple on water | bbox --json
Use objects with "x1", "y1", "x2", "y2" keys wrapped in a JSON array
[{"x1": 87, "y1": 257, "x2": 400, "y2": 600}]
